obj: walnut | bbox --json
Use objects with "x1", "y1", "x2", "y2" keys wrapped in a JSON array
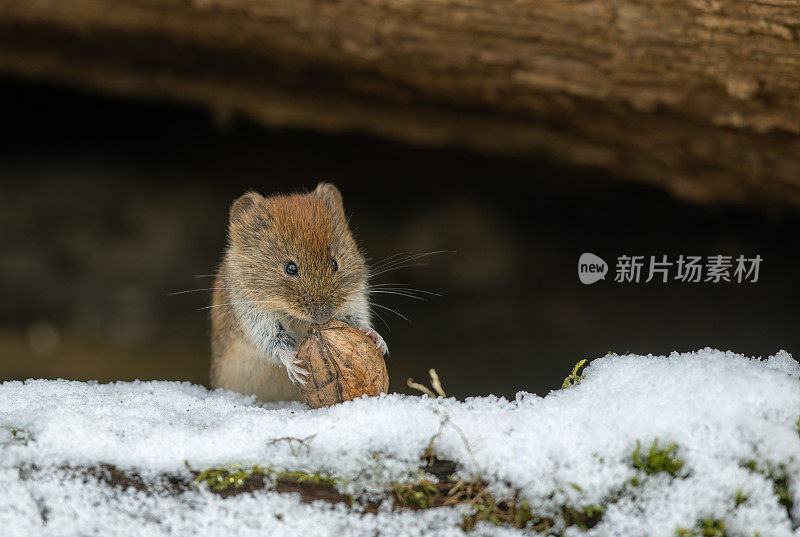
[{"x1": 296, "y1": 320, "x2": 389, "y2": 408}]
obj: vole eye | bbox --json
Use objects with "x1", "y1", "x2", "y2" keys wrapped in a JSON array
[
  {"x1": 284, "y1": 261, "x2": 298, "y2": 276},
  {"x1": 332, "y1": 259, "x2": 338, "y2": 272}
]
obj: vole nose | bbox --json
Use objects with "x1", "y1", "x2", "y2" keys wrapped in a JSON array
[{"x1": 310, "y1": 304, "x2": 333, "y2": 324}]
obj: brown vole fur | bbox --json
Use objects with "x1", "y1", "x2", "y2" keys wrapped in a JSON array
[{"x1": 210, "y1": 183, "x2": 387, "y2": 402}]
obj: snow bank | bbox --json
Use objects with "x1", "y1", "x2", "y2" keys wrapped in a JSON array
[{"x1": 0, "y1": 349, "x2": 798, "y2": 536}]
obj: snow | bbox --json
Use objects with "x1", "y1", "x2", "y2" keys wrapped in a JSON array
[{"x1": 0, "y1": 348, "x2": 798, "y2": 536}]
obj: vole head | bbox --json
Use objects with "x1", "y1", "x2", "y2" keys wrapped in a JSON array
[{"x1": 226, "y1": 183, "x2": 367, "y2": 325}]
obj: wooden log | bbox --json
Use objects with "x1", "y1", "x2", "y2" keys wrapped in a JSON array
[{"x1": 1, "y1": 0, "x2": 799, "y2": 208}]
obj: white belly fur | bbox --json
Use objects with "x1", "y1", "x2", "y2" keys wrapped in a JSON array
[{"x1": 213, "y1": 337, "x2": 302, "y2": 402}]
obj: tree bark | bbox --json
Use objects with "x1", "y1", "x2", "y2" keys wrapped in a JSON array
[{"x1": 1, "y1": 0, "x2": 799, "y2": 208}]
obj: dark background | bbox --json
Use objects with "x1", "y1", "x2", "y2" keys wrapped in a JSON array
[{"x1": 2, "y1": 77, "x2": 798, "y2": 399}]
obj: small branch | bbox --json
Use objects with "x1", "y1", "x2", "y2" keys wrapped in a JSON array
[
  {"x1": 407, "y1": 368, "x2": 446, "y2": 399},
  {"x1": 407, "y1": 378, "x2": 437, "y2": 398},
  {"x1": 428, "y1": 369, "x2": 446, "y2": 398},
  {"x1": 265, "y1": 435, "x2": 317, "y2": 455}
]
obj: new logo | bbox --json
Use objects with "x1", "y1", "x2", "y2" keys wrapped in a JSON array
[{"x1": 578, "y1": 253, "x2": 608, "y2": 285}]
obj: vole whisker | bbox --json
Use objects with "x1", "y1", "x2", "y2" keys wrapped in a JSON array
[
  {"x1": 368, "y1": 307, "x2": 391, "y2": 331},
  {"x1": 371, "y1": 249, "x2": 451, "y2": 268},
  {"x1": 200, "y1": 300, "x2": 281, "y2": 310},
  {"x1": 368, "y1": 282, "x2": 424, "y2": 287},
  {"x1": 370, "y1": 259, "x2": 423, "y2": 273},
  {"x1": 167, "y1": 287, "x2": 238, "y2": 296},
  {"x1": 368, "y1": 301, "x2": 411, "y2": 322},
  {"x1": 369, "y1": 282, "x2": 437, "y2": 290},
  {"x1": 369, "y1": 250, "x2": 452, "y2": 273},
  {"x1": 368, "y1": 290, "x2": 428, "y2": 301},
  {"x1": 368, "y1": 252, "x2": 410, "y2": 271},
  {"x1": 193, "y1": 274, "x2": 217, "y2": 279},
  {"x1": 368, "y1": 285, "x2": 441, "y2": 297},
  {"x1": 368, "y1": 263, "x2": 431, "y2": 278},
  {"x1": 272, "y1": 314, "x2": 295, "y2": 327}
]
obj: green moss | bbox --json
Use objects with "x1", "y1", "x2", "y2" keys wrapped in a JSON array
[
  {"x1": 773, "y1": 475, "x2": 792, "y2": 513},
  {"x1": 192, "y1": 465, "x2": 268, "y2": 492},
  {"x1": 741, "y1": 459, "x2": 758, "y2": 472},
  {"x1": 191, "y1": 464, "x2": 340, "y2": 494},
  {"x1": 391, "y1": 480, "x2": 438, "y2": 509},
  {"x1": 632, "y1": 439, "x2": 683, "y2": 477},
  {"x1": 700, "y1": 519, "x2": 727, "y2": 537},
  {"x1": 514, "y1": 502, "x2": 533, "y2": 528},
  {"x1": 675, "y1": 518, "x2": 726, "y2": 537},
  {"x1": 276, "y1": 470, "x2": 337, "y2": 486},
  {"x1": 0, "y1": 425, "x2": 33, "y2": 446},
  {"x1": 734, "y1": 489, "x2": 748, "y2": 507},
  {"x1": 390, "y1": 478, "x2": 543, "y2": 531},
  {"x1": 563, "y1": 504, "x2": 604, "y2": 531},
  {"x1": 562, "y1": 359, "x2": 588, "y2": 389},
  {"x1": 739, "y1": 460, "x2": 794, "y2": 516},
  {"x1": 471, "y1": 501, "x2": 505, "y2": 527},
  {"x1": 461, "y1": 491, "x2": 535, "y2": 531}
]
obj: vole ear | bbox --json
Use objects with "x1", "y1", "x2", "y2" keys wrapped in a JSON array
[
  {"x1": 313, "y1": 182, "x2": 345, "y2": 216},
  {"x1": 229, "y1": 191, "x2": 263, "y2": 223}
]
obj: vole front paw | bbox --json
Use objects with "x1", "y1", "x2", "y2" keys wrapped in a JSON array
[
  {"x1": 359, "y1": 324, "x2": 389, "y2": 356},
  {"x1": 277, "y1": 349, "x2": 309, "y2": 385}
]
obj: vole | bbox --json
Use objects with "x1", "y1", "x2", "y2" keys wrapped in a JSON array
[{"x1": 210, "y1": 183, "x2": 387, "y2": 402}]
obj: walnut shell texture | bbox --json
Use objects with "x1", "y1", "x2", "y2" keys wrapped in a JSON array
[{"x1": 296, "y1": 320, "x2": 389, "y2": 409}]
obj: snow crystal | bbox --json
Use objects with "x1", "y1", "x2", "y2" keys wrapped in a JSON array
[{"x1": 0, "y1": 348, "x2": 798, "y2": 536}]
